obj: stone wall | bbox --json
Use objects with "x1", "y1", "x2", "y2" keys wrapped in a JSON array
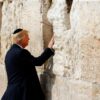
[
  {"x1": 0, "y1": 2, "x2": 2, "y2": 29},
  {"x1": 0, "y1": 1, "x2": 3, "y2": 59},
  {"x1": 46, "y1": 0, "x2": 100, "y2": 100}
]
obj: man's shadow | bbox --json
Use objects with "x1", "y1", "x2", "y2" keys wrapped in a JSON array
[{"x1": 40, "y1": 57, "x2": 56, "y2": 100}]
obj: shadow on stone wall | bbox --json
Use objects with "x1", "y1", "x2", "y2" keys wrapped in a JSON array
[
  {"x1": 66, "y1": 0, "x2": 73, "y2": 13},
  {"x1": 40, "y1": 57, "x2": 56, "y2": 100},
  {"x1": 40, "y1": 1, "x2": 56, "y2": 99}
]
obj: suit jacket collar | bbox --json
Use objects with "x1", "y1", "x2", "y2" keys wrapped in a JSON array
[{"x1": 11, "y1": 44, "x2": 23, "y2": 49}]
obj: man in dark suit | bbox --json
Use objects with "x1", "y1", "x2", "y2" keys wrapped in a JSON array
[{"x1": 1, "y1": 28, "x2": 55, "y2": 100}]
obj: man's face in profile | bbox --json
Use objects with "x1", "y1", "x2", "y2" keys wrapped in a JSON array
[{"x1": 21, "y1": 32, "x2": 30, "y2": 48}]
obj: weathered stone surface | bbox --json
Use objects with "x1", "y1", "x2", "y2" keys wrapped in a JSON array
[
  {"x1": 0, "y1": 2, "x2": 2, "y2": 29},
  {"x1": 70, "y1": 1, "x2": 100, "y2": 83},
  {"x1": 0, "y1": 2, "x2": 3, "y2": 59},
  {"x1": 0, "y1": 64, "x2": 7, "y2": 99},
  {"x1": 46, "y1": 0, "x2": 100, "y2": 100},
  {"x1": 42, "y1": 0, "x2": 53, "y2": 48},
  {"x1": 45, "y1": 76, "x2": 94, "y2": 100},
  {"x1": 47, "y1": 0, "x2": 71, "y2": 76}
]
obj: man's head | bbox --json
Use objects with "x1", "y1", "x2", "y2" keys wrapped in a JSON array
[{"x1": 12, "y1": 28, "x2": 30, "y2": 48}]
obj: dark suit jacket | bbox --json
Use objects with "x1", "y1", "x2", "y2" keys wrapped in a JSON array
[{"x1": 1, "y1": 44, "x2": 54, "y2": 100}]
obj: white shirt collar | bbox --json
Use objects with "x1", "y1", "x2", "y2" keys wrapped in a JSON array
[{"x1": 16, "y1": 44, "x2": 23, "y2": 49}]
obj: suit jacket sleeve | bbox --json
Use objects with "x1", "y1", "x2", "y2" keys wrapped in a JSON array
[{"x1": 20, "y1": 48, "x2": 54, "y2": 67}]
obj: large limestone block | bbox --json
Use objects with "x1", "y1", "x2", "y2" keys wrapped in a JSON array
[
  {"x1": 70, "y1": 1, "x2": 100, "y2": 83},
  {"x1": 46, "y1": 0, "x2": 100, "y2": 100},
  {"x1": 47, "y1": 0, "x2": 100, "y2": 80},
  {"x1": 71, "y1": 0, "x2": 100, "y2": 34},
  {"x1": 47, "y1": 0, "x2": 71, "y2": 76},
  {"x1": 46, "y1": 76, "x2": 100, "y2": 100},
  {"x1": 79, "y1": 35, "x2": 100, "y2": 83}
]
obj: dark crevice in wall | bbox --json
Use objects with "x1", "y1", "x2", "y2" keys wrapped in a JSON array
[
  {"x1": 65, "y1": 0, "x2": 73, "y2": 30},
  {"x1": 8, "y1": 0, "x2": 13, "y2": 3},
  {"x1": 66, "y1": 0, "x2": 73, "y2": 13},
  {"x1": 48, "y1": 0, "x2": 52, "y2": 9}
]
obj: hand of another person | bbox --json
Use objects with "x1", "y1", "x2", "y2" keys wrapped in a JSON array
[{"x1": 48, "y1": 35, "x2": 54, "y2": 48}]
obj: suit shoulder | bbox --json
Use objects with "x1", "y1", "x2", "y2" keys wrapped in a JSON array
[{"x1": 20, "y1": 49, "x2": 31, "y2": 57}]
